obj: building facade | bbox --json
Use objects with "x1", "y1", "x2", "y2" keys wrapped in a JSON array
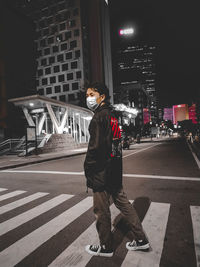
[
  {"x1": 12, "y1": 0, "x2": 113, "y2": 105},
  {"x1": 114, "y1": 41, "x2": 157, "y2": 126}
]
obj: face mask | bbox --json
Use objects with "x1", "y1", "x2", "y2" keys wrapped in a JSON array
[{"x1": 86, "y1": 96, "x2": 100, "y2": 111}]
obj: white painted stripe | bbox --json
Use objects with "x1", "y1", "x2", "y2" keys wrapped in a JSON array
[
  {"x1": 121, "y1": 202, "x2": 170, "y2": 267},
  {"x1": 123, "y1": 143, "x2": 161, "y2": 159},
  {"x1": 1, "y1": 170, "x2": 84, "y2": 175},
  {"x1": 0, "y1": 188, "x2": 8, "y2": 192},
  {"x1": 0, "y1": 197, "x2": 93, "y2": 267},
  {"x1": 0, "y1": 192, "x2": 49, "y2": 215},
  {"x1": 190, "y1": 206, "x2": 200, "y2": 267},
  {"x1": 0, "y1": 190, "x2": 26, "y2": 202},
  {"x1": 0, "y1": 194, "x2": 73, "y2": 236},
  {"x1": 187, "y1": 140, "x2": 200, "y2": 169},
  {"x1": 48, "y1": 201, "x2": 133, "y2": 267},
  {"x1": 124, "y1": 173, "x2": 200, "y2": 182}
]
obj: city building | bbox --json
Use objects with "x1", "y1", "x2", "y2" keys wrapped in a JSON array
[
  {"x1": 10, "y1": 0, "x2": 113, "y2": 105},
  {"x1": 1, "y1": 0, "x2": 113, "y2": 140},
  {"x1": 173, "y1": 104, "x2": 189, "y2": 125},
  {"x1": 113, "y1": 37, "x2": 157, "y2": 127}
]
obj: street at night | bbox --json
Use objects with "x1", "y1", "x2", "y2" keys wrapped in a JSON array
[{"x1": 0, "y1": 136, "x2": 199, "y2": 267}]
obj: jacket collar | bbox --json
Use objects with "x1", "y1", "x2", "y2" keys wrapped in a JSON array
[{"x1": 94, "y1": 103, "x2": 110, "y2": 113}]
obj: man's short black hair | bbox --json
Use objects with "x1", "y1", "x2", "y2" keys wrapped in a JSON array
[{"x1": 86, "y1": 82, "x2": 110, "y2": 102}]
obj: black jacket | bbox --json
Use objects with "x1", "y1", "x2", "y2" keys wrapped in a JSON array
[{"x1": 84, "y1": 104, "x2": 122, "y2": 193}]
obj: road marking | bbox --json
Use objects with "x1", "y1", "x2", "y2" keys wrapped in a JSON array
[
  {"x1": 122, "y1": 143, "x2": 161, "y2": 158},
  {"x1": 121, "y1": 202, "x2": 170, "y2": 267},
  {"x1": 0, "y1": 188, "x2": 8, "y2": 192},
  {"x1": 0, "y1": 190, "x2": 26, "y2": 202},
  {"x1": 0, "y1": 197, "x2": 93, "y2": 267},
  {"x1": 124, "y1": 173, "x2": 200, "y2": 182},
  {"x1": 190, "y1": 206, "x2": 200, "y2": 267},
  {"x1": 0, "y1": 194, "x2": 73, "y2": 236},
  {"x1": 1, "y1": 170, "x2": 84, "y2": 175},
  {"x1": 186, "y1": 140, "x2": 200, "y2": 169},
  {"x1": 0, "y1": 192, "x2": 49, "y2": 215},
  {"x1": 48, "y1": 201, "x2": 134, "y2": 267}
]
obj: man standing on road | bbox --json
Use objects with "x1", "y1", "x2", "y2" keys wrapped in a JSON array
[{"x1": 84, "y1": 82, "x2": 150, "y2": 257}]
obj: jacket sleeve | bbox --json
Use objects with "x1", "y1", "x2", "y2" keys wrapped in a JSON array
[{"x1": 84, "y1": 117, "x2": 100, "y2": 172}]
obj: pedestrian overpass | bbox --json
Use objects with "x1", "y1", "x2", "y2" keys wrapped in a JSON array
[{"x1": 0, "y1": 95, "x2": 93, "y2": 155}]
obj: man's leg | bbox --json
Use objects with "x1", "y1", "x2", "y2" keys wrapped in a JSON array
[
  {"x1": 93, "y1": 191, "x2": 113, "y2": 250},
  {"x1": 112, "y1": 189, "x2": 148, "y2": 242}
]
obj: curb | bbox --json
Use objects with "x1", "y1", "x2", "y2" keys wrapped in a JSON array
[{"x1": 0, "y1": 151, "x2": 86, "y2": 171}]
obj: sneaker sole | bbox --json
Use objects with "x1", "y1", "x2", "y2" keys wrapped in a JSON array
[
  {"x1": 126, "y1": 243, "x2": 150, "y2": 251},
  {"x1": 85, "y1": 246, "x2": 113, "y2": 257}
]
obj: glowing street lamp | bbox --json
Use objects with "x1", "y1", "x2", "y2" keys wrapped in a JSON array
[{"x1": 119, "y1": 27, "x2": 134, "y2": 36}]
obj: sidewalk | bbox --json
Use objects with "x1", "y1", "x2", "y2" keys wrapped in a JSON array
[
  {"x1": 0, "y1": 147, "x2": 87, "y2": 170},
  {"x1": 0, "y1": 136, "x2": 166, "y2": 171}
]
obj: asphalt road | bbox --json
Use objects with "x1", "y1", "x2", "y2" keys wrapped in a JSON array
[{"x1": 0, "y1": 136, "x2": 199, "y2": 267}]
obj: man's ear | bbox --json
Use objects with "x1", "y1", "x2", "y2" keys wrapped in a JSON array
[{"x1": 101, "y1": 94, "x2": 106, "y2": 101}]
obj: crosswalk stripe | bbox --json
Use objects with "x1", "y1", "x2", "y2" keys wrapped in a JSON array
[
  {"x1": 48, "y1": 202, "x2": 124, "y2": 267},
  {"x1": 0, "y1": 196, "x2": 93, "y2": 267},
  {"x1": 0, "y1": 192, "x2": 49, "y2": 215},
  {"x1": 0, "y1": 188, "x2": 8, "y2": 192},
  {"x1": 190, "y1": 206, "x2": 200, "y2": 267},
  {"x1": 121, "y1": 202, "x2": 170, "y2": 267},
  {"x1": 0, "y1": 190, "x2": 26, "y2": 202},
  {"x1": 0, "y1": 194, "x2": 73, "y2": 236}
]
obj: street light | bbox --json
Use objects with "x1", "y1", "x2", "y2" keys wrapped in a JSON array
[{"x1": 119, "y1": 27, "x2": 134, "y2": 36}]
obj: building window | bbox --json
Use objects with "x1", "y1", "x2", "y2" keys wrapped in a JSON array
[
  {"x1": 38, "y1": 88, "x2": 44, "y2": 95},
  {"x1": 51, "y1": 96, "x2": 57, "y2": 100},
  {"x1": 44, "y1": 48, "x2": 50, "y2": 55},
  {"x1": 52, "y1": 45, "x2": 59, "y2": 53},
  {"x1": 58, "y1": 74, "x2": 65, "y2": 82},
  {"x1": 49, "y1": 56, "x2": 55, "y2": 64},
  {"x1": 43, "y1": 28, "x2": 49, "y2": 36},
  {"x1": 59, "y1": 23, "x2": 66, "y2": 31},
  {"x1": 41, "y1": 58, "x2": 47, "y2": 66},
  {"x1": 50, "y1": 76, "x2": 56, "y2": 83},
  {"x1": 47, "y1": 16, "x2": 53, "y2": 25},
  {"x1": 66, "y1": 52, "x2": 72, "y2": 60},
  {"x1": 57, "y1": 54, "x2": 64, "y2": 62},
  {"x1": 63, "y1": 11, "x2": 71, "y2": 20},
  {"x1": 65, "y1": 31, "x2": 72, "y2": 40},
  {"x1": 56, "y1": 34, "x2": 63, "y2": 42},
  {"x1": 51, "y1": 25, "x2": 58, "y2": 34},
  {"x1": 63, "y1": 84, "x2": 69, "y2": 91},
  {"x1": 42, "y1": 78, "x2": 48, "y2": 85},
  {"x1": 37, "y1": 50, "x2": 42, "y2": 57},
  {"x1": 46, "y1": 87, "x2": 52, "y2": 94},
  {"x1": 74, "y1": 29, "x2": 79, "y2": 37},
  {"x1": 59, "y1": 95, "x2": 66, "y2": 102},
  {"x1": 55, "y1": 85, "x2": 61, "y2": 93},
  {"x1": 71, "y1": 61, "x2": 77, "y2": 69},
  {"x1": 76, "y1": 71, "x2": 81, "y2": 79},
  {"x1": 70, "y1": 40, "x2": 77, "y2": 49},
  {"x1": 53, "y1": 65, "x2": 60, "y2": 73},
  {"x1": 37, "y1": 69, "x2": 43, "y2": 76},
  {"x1": 48, "y1": 37, "x2": 54, "y2": 44},
  {"x1": 72, "y1": 82, "x2": 79, "y2": 90},
  {"x1": 40, "y1": 39, "x2": 46, "y2": 47},
  {"x1": 75, "y1": 50, "x2": 80, "y2": 58},
  {"x1": 45, "y1": 67, "x2": 51, "y2": 75},
  {"x1": 61, "y1": 43, "x2": 67, "y2": 51},
  {"x1": 62, "y1": 63, "x2": 68, "y2": 71},
  {"x1": 68, "y1": 93, "x2": 75, "y2": 101},
  {"x1": 67, "y1": 73, "x2": 73, "y2": 80}
]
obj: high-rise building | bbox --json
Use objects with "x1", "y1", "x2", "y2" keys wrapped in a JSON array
[
  {"x1": 113, "y1": 39, "x2": 157, "y2": 126},
  {"x1": 11, "y1": 0, "x2": 113, "y2": 105}
]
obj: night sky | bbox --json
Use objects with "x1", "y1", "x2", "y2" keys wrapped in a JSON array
[{"x1": 109, "y1": 0, "x2": 200, "y2": 107}]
